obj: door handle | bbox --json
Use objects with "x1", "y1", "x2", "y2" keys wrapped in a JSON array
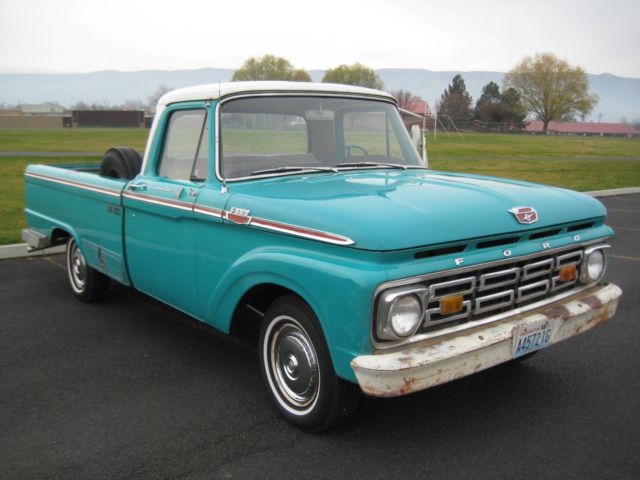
[{"x1": 129, "y1": 182, "x2": 148, "y2": 191}]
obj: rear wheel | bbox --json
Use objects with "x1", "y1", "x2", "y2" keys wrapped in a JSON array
[
  {"x1": 99, "y1": 147, "x2": 142, "y2": 180},
  {"x1": 259, "y1": 296, "x2": 361, "y2": 431},
  {"x1": 66, "y1": 238, "x2": 109, "y2": 302}
]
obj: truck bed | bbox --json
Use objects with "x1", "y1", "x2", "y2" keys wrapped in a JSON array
[{"x1": 24, "y1": 163, "x2": 130, "y2": 285}]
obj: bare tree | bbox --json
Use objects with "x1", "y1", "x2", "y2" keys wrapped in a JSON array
[
  {"x1": 147, "y1": 84, "x2": 173, "y2": 111},
  {"x1": 391, "y1": 89, "x2": 421, "y2": 111},
  {"x1": 122, "y1": 99, "x2": 145, "y2": 111}
]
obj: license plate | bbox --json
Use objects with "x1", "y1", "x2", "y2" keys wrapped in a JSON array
[{"x1": 512, "y1": 319, "x2": 555, "y2": 359}]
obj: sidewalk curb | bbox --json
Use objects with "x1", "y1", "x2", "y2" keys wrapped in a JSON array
[
  {"x1": 584, "y1": 186, "x2": 640, "y2": 197},
  {"x1": 2, "y1": 187, "x2": 639, "y2": 261},
  {"x1": 0, "y1": 244, "x2": 66, "y2": 260}
]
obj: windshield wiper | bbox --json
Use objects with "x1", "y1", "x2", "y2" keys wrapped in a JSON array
[
  {"x1": 250, "y1": 166, "x2": 338, "y2": 176},
  {"x1": 336, "y1": 161, "x2": 407, "y2": 170}
]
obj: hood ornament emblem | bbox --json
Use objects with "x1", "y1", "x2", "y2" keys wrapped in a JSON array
[{"x1": 508, "y1": 206, "x2": 538, "y2": 224}]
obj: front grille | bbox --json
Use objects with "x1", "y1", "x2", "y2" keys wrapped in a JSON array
[{"x1": 419, "y1": 248, "x2": 583, "y2": 331}]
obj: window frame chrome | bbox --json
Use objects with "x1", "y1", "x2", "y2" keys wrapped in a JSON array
[{"x1": 214, "y1": 92, "x2": 425, "y2": 184}]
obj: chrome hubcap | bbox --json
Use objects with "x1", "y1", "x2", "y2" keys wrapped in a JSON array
[
  {"x1": 68, "y1": 241, "x2": 87, "y2": 291},
  {"x1": 270, "y1": 320, "x2": 319, "y2": 408}
]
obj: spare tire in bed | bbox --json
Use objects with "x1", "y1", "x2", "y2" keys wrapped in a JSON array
[{"x1": 99, "y1": 147, "x2": 142, "y2": 180}]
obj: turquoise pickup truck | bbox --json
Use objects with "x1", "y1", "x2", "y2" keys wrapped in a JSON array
[{"x1": 23, "y1": 82, "x2": 622, "y2": 431}]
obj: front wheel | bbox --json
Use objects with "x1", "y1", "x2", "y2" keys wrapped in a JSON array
[
  {"x1": 259, "y1": 296, "x2": 361, "y2": 431},
  {"x1": 66, "y1": 238, "x2": 110, "y2": 302}
]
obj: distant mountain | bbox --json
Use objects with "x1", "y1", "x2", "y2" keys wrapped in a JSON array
[{"x1": 1, "y1": 68, "x2": 638, "y2": 122}]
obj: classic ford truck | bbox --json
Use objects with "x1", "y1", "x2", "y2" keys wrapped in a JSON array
[{"x1": 23, "y1": 81, "x2": 622, "y2": 431}]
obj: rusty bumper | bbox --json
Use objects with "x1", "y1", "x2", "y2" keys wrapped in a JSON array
[{"x1": 351, "y1": 283, "x2": 622, "y2": 397}]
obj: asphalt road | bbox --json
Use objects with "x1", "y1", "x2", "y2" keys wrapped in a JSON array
[{"x1": 1, "y1": 195, "x2": 639, "y2": 480}]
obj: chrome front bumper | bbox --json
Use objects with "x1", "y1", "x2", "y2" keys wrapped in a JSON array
[{"x1": 351, "y1": 283, "x2": 622, "y2": 397}]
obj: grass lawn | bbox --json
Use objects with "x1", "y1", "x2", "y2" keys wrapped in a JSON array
[
  {"x1": 0, "y1": 128, "x2": 148, "y2": 152},
  {"x1": 0, "y1": 156, "x2": 101, "y2": 245},
  {"x1": 0, "y1": 129, "x2": 639, "y2": 245},
  {"x1": 426, "y1": 132, "x2": 640, "y2": 192}
]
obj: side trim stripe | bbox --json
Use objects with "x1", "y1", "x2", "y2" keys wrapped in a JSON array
[
  {"x1": 27, "y1": 172, "x2": 354, "y2": 246},
  {"x1": 194, "y1": 205, "x2": 224, "y2": 218},
  {"x1": 193, "y1": 204, "x2": 352, "y2": 245},
  {"x1": 123, "y1": 191, "x2": 193, "y2": 212},
  {"x1": 250, "y1": 217, "x2": 354, "y2": 246},
  {"x1": 25, "y1": 172, "x2": 121, "y2": 197}
]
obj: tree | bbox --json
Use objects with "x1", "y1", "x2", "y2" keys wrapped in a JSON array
[
  {"x1": 232, "y1": 55, "x2": 311, "y2": 82},
  {"x1": 475, "y1": 81, "x2": 502, "y2": 109},
  {"x1": 122, "y1": 99, "x2": 145, "y2": 111},
  {"x1": 70, "y1": 100, "x2": 112, "y2": 111},
  {"x1": 322, "y1": 63, "x2": 383, "y2": 90},
  {"x1": 391, "y1": 89, "x2": 422, "y2": 111},
  {"x1": 504, "y1": 53, "x2": 598, "y2": 133},
  {"x1": 147, "y1": 84, "x2": 173, "y2": 112},
  {"x1": 501, "y1": 87, "x2": 528, "y2": 125},
  {"x1": 437, "y1": 74, "x2": 473, "y2": 121},
  {"x1": 474, "y1": 82, "x2": 527, "y2": 126}
]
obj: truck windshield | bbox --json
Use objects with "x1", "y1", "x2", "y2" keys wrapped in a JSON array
[{"x1": 219, "y1": 96, "x2": 422, "y2": 180}]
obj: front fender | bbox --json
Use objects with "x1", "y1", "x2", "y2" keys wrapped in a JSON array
[{"x1": 203, "y1": 247, "x2": 387, "y2": 382}]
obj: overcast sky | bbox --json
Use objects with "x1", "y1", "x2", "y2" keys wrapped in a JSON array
[{"x1": 1, "y1": 0, "x2": 638, "y2": 77}]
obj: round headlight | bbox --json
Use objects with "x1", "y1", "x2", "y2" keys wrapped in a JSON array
[
  {"x1": 585, "y1": 249, "x2": 605, "y2": 282},
  {"x1": 389, "y1": 295, "x2": 423, "y2": 337}
]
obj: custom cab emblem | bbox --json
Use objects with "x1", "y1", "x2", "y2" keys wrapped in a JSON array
[
  {"x1": 226, "y1": 207, "x2": 252, "y2": 225},
  {"x1": 508, "y1": 206, "x2": 538, "y2": 225}
]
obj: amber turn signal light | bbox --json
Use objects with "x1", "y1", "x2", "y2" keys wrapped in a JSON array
[
  {"x1": 440, "y1": 294, "x2": 464, "y2": 315},
  {"x1": 559, "y1": 264, "x2": 577, "y2": 282}
]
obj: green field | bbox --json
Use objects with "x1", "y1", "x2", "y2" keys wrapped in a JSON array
[
  {"x1": 426, "y1": 132, "x2": 640, "y2": 191},
  {"x1": 1, "y1": 129, "x2": 639, "y2": 245},
  {"x1": 0, "y1": 128, "x2": 148, "y2": 152}
]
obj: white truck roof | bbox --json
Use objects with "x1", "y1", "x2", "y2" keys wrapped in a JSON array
[{"x1": 158, "y1": 81, "x2": 395, "y2": 107}]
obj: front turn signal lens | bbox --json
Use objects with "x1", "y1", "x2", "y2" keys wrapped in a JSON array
[
  {"x1": 559, "y1": 264, "x2": 577, "y2": 282},
  {"x1": 440, "y1": 294, "x2": 464, "y2": 316}
]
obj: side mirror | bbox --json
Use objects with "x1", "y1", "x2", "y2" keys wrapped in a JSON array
[
  {"x1": 410, "y1": 125, "x2": 428, "y2": 166},
  {"x1": 410, "y1": 125, "x2": 421, "y2": 150}
]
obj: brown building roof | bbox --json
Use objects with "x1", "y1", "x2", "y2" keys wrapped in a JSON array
[{"x1": 402, "y1": 100, "x2": 432, "y2": 116}]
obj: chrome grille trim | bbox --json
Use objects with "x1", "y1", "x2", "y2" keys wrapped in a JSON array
[
  {"x1": 552, "y1": 275, "x2": 577, "y2": 292},
  {"x1": 522, "y1": 258, "x2": 554, "y2": 280},
  {"x1": 475, "y1": 290, "x2": 515, "y2": 314},
  {"x1": 372, "y1": 239, "x2": 611, "y2": 350},
  {"x1": 517, "y1": 279, "x2": 550, "y2": 303},
  {"x1": 478, "y1": 267, "x2": 519, "y2": 292},
  {"x1": 426, "y1": 300, "x2": 472, "y2": 325},
  {"x1": 428, "y1": 277, "x2": 476, "y2": 298},
  {"x1": 419, "y1": 248, "x2": 581, "y2": 330},
  {"x1": 555, "y1": 250, "x2": 583, "y2": 269}
]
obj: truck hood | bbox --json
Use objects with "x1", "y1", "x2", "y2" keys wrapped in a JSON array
[{"x1": 226, "y1": 170, "x2": 606, "y2": 251}]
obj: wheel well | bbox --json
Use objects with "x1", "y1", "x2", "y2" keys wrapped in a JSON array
[
  {"x1": 229, "y1": 284, "x2": 299, "y2": 344},
  {"x1": 51, "y1": 228, "x2": 71, "y2": 246}
]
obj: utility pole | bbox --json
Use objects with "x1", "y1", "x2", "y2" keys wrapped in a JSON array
[{"x1": 598, "y1": 113, "x2": 603, "y2": 123}]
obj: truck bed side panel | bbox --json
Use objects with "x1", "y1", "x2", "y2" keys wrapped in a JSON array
[{"x1": 24, "y1": 164, "x2": 130, "y2": 285}]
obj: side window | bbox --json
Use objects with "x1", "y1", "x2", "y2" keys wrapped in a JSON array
[{"x1": 159, "y1": 110, "x2": 209, "y2": 181}]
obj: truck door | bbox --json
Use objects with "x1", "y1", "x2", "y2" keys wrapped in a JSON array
[{"x1": 122, "y1": 105, "x2": 210, "y2": 316}]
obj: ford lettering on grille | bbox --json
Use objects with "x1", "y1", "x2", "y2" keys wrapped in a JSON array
[{"x1": 420, "y1": 248, "x2": 583, "y2": 330}]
